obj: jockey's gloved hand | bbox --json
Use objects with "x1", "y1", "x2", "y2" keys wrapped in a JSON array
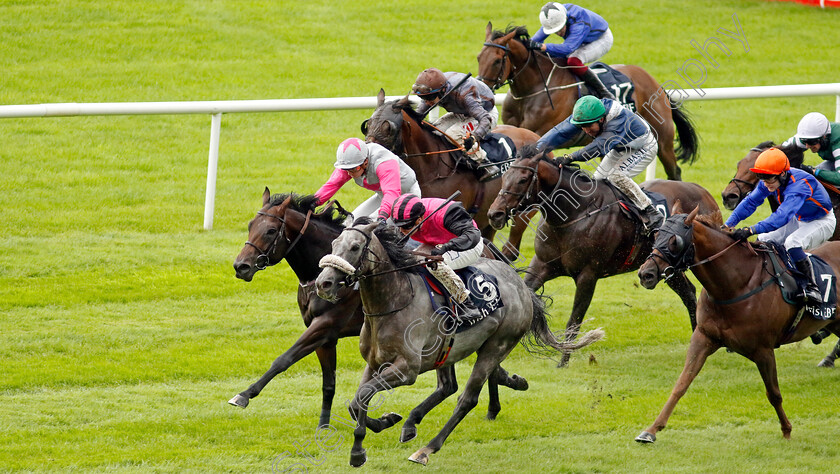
[
  {"x1": 557, "y1": 154, "x2": 574, "y2": 166},
  {"x1": 528, "y1": 40, "x2": 543, "y2": 51},
  {"x1": 430, "y1": 245, "x2": 447, "y2": 256},
  {"x1": 801, "y1": 164, "x2": 816, "y2": 175},
  {"x1": 463, "y1": 136, "x2": 475, "y2": 151},
  {"x1": 731, "y1": 227, "x2": 753, "y2": 241}
]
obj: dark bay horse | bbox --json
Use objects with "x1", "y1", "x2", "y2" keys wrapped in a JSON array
[
  {"x1": 488, "y1": 146, "x2": 721, "y2": 366},
  {"x1": 477, "y1": 23, "x2": 698, "y2": 181},
  {"x1": 230, "y1": 189, "x2": 526, "y2": 428},
  {"x1": 365, "y1": 89, "x2": 541, "y2": 260},
  {"x1": 723, "y1": 141, "x2": 840, "y2": 365},
  {"x1": 635, "y1": 205, "x2": 840, "y2": 443},
  {"x1": 315, "y1": 220, "x2": 603, "y2": 467}
]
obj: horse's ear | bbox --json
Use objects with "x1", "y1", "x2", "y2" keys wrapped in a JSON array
[
  {"x1": 670, "y1": 199, "x2": 683, "y2": 215},
  {"x1": 377, "y1": 89, "x2": 385, "y2": 107},
  {"x1": 362, "y1": 221, "x2": 379, "y2": 233},
  {"x1": 397, "y1": 94, "x2": 411, "y2": 108},
  {"x1": 684, "y1": 205, "x2": 700, "y2": 225},
  {"x1": 485, "y1": 21, "x2": 493, "y2": 41},
  {"x1": 500, "y1": 30, "x2": 517, "y2": 45},
  {"x1": 263, "y1": 187, "x2": 271, "y2": 205}
]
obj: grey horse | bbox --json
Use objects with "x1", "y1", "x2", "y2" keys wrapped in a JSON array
[{"x1": 315, "y1": 221, "x2": 603, "y2": 467}]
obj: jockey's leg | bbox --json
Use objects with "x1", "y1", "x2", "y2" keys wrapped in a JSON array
[
  {"x1": 785, "y1": 213, "x2": 836, "y2": 305},
  {"x1": 428, "y1": 240, "x2": 485, "y2": 326},
  {"x1": 441, "y1": 111, "x2": 500, "y2": 181},
  {"x1": 597, "y1": 145, "x2": 662, "y2": 234},
  {"x1": 569, "y1": 29, "x2": 616, "y2": 100},
  {"x1": 349, "y1": 193, "x2": 383, "y2": 226}
]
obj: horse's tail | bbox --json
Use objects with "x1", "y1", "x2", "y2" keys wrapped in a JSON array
[
  {"x1": 670, "y1": 102, "x2": 700, "y2": 165},
  {"x1": 521, "y1": 289, "x2": 605, "y2": 357}
]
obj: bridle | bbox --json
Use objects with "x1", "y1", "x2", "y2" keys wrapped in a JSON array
[
  {"x1": 245, "y1": 208, "x2": 312, "y2": 270},
  {"x1": 498, "y1": 160, "x2": 541, "y2": 219},
  {"x1": 645, "y1": 216, "x2": 742, "y2": 282},
  {"x1": 478, "y1": 41, "x2": 533, "y2": 92}
]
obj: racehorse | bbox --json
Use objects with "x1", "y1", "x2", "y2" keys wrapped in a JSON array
[
  {"x1": 488, "y1": 145, "x2": 721, "y2": 366},
  {"x1": 635, "y1": 205, "x2": 840, "y2": 443},
  {"x1": 477, "y1": 23, "x2": 699, "y2": 181},
  {"x1": 315, "y1": 219, "x2": 603, "y2": 467},
  {"x1": 230, "y1": 189, "x2": 528, "y2": 428},
  {"x1": 364, "y1": 89, "x2": 541, "y2": 260},
  {"x1": 722, "y1": 141, "x2": 840, "y2": 365}
]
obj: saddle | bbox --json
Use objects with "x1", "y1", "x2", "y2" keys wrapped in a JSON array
[
  {"x1": 760, "y1": 241, "x2": 837, "y2": 320},
  {"x1": 417, "y1": 265, "x2": 504, "y2": 334},
  {"x1": 458, "y1": 132, "x2": 516, "y2": 181},
  {"x1": 580, "y1": 62, "x2": 637, "y2": 112},
  {"x1": 602, "y1": 180, "x2": 670, "y2": 226}
]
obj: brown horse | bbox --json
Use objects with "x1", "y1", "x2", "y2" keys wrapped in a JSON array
[
  {"x1": 635, "y1": 205, "x2": 840, "y2": 443},
  {"x1": 365, "y1": 89, "x2": 541, "y2": 260},
  {"x1": 477, "y1": 23, "x2": 698, "y2": 181},
  {"x1": 230, "y1": 189, "x2": 527, "y2": 428},
  {"x1": 488, "y1": 146, "x2": 721, "y2": 366}
]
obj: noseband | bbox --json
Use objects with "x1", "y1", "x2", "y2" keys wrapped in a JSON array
[
  {"x1": 645, "y1": 216, "x2": 696, "y2": 281},
  {"x1": 727, "y1": 146, "x2": 770, "y2": 199},
  {"x1": 245, "y1": 209, "x2": 312, "y2": 270}
]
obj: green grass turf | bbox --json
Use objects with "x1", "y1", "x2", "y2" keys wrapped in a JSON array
[{"x1": 1, "y1": 0, "x2": 839, "y2": 471}]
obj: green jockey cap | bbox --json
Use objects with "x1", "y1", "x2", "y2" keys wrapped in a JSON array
[{"x1": 570, "y1": 95, "x2": 607, "y2": 126}]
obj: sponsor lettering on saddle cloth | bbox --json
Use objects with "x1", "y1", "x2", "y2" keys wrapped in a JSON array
[
  {"x1": 460, "y1": 132, "x2": 516, "y2": 181},
  {"x1": 581, "y1": 62, "x2": 637, "y2": 112},
  {"x1": 763, "y1": 241, "x2": 837, "y2": 322},
  {"x1": 417, "y1": 266, "x2": 504, "y2": 334}
]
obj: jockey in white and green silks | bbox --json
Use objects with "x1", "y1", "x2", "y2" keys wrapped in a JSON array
[{"x1": 782, "y1": 112, "x2": 840, "y2": 186}]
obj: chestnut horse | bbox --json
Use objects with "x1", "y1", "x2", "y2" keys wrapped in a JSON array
[
  {"x1": 364, "y1": 89, "x2": 541, "y2": 260},
  {"x1": 230, "y1": 189, "x2": 527, "y2": 428},
  {"x1": 477, "y1": 23, "x2": 698, "y2": 181},
  {"x1": 635, "y1": 205, "x2": 840, "y2": 443},
  {"x1": 488, "y1": 146, "x2": 721, "y2": 366}
]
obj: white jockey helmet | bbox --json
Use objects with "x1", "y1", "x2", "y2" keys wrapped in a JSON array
[
  {"x1": 796, "y1": 112, "x2": 831, "y2": 140},
  {"x1": 334, "y1": 138, "x2": 368, "y2": 169},
  {"x1": 539, "y1": 2, "x2": 568, "y2": 34}
]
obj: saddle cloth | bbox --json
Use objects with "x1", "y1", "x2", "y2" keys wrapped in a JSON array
[
  {"x1": 418, "y1": 265, "x2": 504, "y2": 333},
  {"x1": 582, "y1": 62, "x2": 637, "y2": 113},
  {"x1": 764, "y1": 241, "x2": 837, "y2": 320},
  {"x1": 463, "y1": 132, "x2": 516, "y2": 181},
  {"x1": 603, "y1": 178, "x2": 670, "y2": 225}
]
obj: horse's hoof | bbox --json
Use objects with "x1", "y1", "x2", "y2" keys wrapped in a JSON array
[
  {"x1": 349, "y1": 449, "x2": 367, "y2": 468},
  {"x1": 510, "y1": 375, "x2": 529, "y2": 391},
  {"x1": 635, "y1": 431, "x2": 656, "y2": 443},
  {"x1": 486, "y1": 411, "x2": 499, "y2": 421},
  {"x1": 383, "y1": 412, "x2": 403, "y2": 427},
  {"x1": 408, "y1": 447, "x2": 432, "y2": 465},
  {"x1": 817, "y1": 358, "x2": 835, "y2": 368},
  {"x1": 400, "y1": 425, "x2": 417, "y2": 443},
  {"x1": 228, "y1": 394, "x2": 249, "y2": 408}
]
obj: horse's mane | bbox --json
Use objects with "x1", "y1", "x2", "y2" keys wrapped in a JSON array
[
  {"x1": 353, "y1": 217, "x2": 422, "y2": 273},
  {"x1": 491, "y1": 25, "x2": 530, "y2": 42},
  {"x1": 753, "y1": 140, "x2": 805, "y2": 169},
  {"x1": 694, "y1": 213, "x2": 719, "y2": 229},
  {"x1": 268, "y1": 192, "x2": 348, "y2": 229}
]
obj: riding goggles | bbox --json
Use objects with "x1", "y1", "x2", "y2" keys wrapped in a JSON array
[
  {"x1": 802, "y1": 137, "x2": 821, "y2": 146},
  {"x1": 755, "y1": 172, "x2": 781, "y2": 182}
]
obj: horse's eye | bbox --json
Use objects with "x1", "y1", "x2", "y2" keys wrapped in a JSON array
[
  {"x1": 517, "y1": 176, "x2": 528, "y2": 185},
  {"x1": 494, "y1": 58, "x2": 502, "y2": 67},
  {"x1": 266, "y1": 228, "x2": 277, "y2": 236},
  {"x1": 350, "y1": 243, "x2": 361, "y2": 252}
]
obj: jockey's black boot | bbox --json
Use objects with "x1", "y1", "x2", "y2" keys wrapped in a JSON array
[
  {"x1": 795, "y1": 257, "x2": 822, "y2": 305},
  {"x1": 580, "y1": 69, "x2": 616, "y2": 100},
  {"x1": 478, "y1": 164, "x2": 501, "y2": 182},
  {"x1": 455, "y1": 297, "x2": 484, "y2": 327},
  {"x1": 641, "y1": 204, "x2": 664, "y2": 236},
  {"x1": 810, "y1": 328, "x2": 831, "y2": 345}
]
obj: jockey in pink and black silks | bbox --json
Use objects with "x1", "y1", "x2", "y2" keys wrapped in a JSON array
[
  {"x1": 315, "y1": 138, "x2": 421, "y2": 222},
  {"x1": 391, "y1": 194, "x2": 485, "y2": 324}
]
